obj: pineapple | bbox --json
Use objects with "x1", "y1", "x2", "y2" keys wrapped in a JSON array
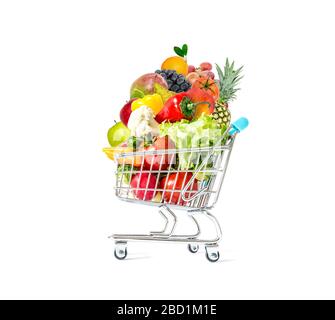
[
  {"x1": 213, "y1": 59, "x2": 243, "y2": 128},
  {"x1": 212, "y1": 104, "x2": 231, "y2": 127}
]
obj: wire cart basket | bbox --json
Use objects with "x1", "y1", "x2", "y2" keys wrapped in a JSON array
[{"x1": 109, "y1": 118, "x2": 248, "y2": 262}]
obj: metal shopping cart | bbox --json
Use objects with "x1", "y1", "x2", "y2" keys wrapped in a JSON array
[{"x1": 109, "y1": 117, "x2": 248, "y2": 262}]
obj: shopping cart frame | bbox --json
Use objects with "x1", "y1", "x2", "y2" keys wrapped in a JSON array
[{"x1": 109, "y1": 118, "x2": 248, "y2": 262}]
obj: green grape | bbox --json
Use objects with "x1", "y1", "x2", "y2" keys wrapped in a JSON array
[{"x1": 107, "y1": 122, "x2": 130, "y2": 147}]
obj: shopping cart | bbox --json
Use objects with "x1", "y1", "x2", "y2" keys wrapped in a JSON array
[{"x1": 109, "y1": 117, "x2": 248, "y2": 262}]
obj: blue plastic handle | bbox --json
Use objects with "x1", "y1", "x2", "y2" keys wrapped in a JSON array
[{"x1": 229, "y1": 117, "x2": 249, "y2": 135}]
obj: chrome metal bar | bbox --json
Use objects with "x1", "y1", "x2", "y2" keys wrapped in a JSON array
[
  {"x1": 110, "y1": 208, "x2": 221, "y2": 245},
  {"x1": 181, "y1": 126, "x2": 232, "y2": 202},
  {"x1": 149, "y1": 205, "x2": 177, "y2": 238},
  {"x1": 115, "y1": 145, "x2": 231, "y2": 159},
  {"x1": 149, "y1": 207, "x2": 169, "y2": 235}
]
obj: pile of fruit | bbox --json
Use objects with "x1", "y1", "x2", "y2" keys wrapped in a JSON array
[{"x1": 104, "y1": 45, "x2": 243, "y2": 205}]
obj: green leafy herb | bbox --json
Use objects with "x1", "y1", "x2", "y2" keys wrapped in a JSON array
[
  {"x1": 173, "y1": 44, "x2": 188, "y2": 58},
  {"x1": 117, "y1": 164, "x2": 134, "y2": 185},
  {"x1": 183, "y1": 44, "x2": 188, "y2": 56},
  {"x1": 174, "y1": 46, "x2": 184, "y2": 57}
]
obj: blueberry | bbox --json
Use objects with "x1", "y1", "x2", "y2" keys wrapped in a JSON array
[
  {"x1": 181, "y1": 83, "x2": 189, "y2": 90},
  {"x1": 171, "y1": 74, "x2": 178, "y2": 82},
  {"x1": 171, "y1": 85, "x2": 179, "y2": 92},
  {"x1": 167, "y1": 80, "x2": 173, "y2": 87},
  {"x1": 176, "y1": 78, "x2": 184, "y2": 85},
  {"x1": 155, "y1": 70, "x2": 161, "y2": 74}
]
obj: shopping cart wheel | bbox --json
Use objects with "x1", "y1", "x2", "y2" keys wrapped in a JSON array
[
  {"x1": 205, "y1": 246, "x2": 220, "y2": 263},
  {"x1": 188, "y1": 244, "x2": 199, "y2": 253},
  {"x1": 114, "y1": 242, "x2": 128, "y2": 260}
]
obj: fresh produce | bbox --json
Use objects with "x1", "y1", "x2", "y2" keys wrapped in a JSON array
[
  {"x1": 117, "y1": 164, "x2": 135, "y2": 184},
  {"x1": 173, "y1": 44, "x2": 188, "y2": 59},
  {"x1": 152, "y1": 192, "x2": 162, "y2": 203},
  {"x1": 103, "y1": 146, "x2": 143, "y2": 167},
  {"x1": 186, "y1": 72, "x2": 201, "y2": 85},
  {"x1": 186, "y1": 62, "x2": 214, "y2": 82},
  {"x1": 213, "y1": 59, "x2": 243, "y2": 128},
  {"x1": 144, "y1": 136, "x2": 175, "y2": 170},
  {"x1": 186, "y1": 70, "x2": 215, "y2": 84},
  {"x1": 159, "y1": 115, "x2": 224, "y2": 169},
  {"x1": 104, "y1": 45, "x2": 244, "y2": 205},
  {"x1": 200, "y1": 62, "x2": 213, "y2": 71},
  {"x1": 161, "y1": 56, "x2": 188, "y2": 76},
  {"x1": 192, "y1": 77, "x2": 220, "y2": 101},
  {"x1": 130, "y1": 73, "x2": 168, "y2": 99},
  {"x1": 159, "y1": 172, "x2": 198, "y2": 205},
  {"x1": 130, "y1": 173, "x2": 157, "y2": 201},
  {"x1": 126, "y1": 135, "x2": 147, "y2": 150},
  {"x1": 154, "y1": 83, "x2": 175, "y2": 103},
  {"x1": 120, "y1": 99, "x2": 137, "y2": 126},
  {"x1": 201, "y1": 71, "x2": 215, "y2": 80},
  {"x1": 188, "y1": 65, "x2": 196, "y2": 73},
  {"x1": 155, "y1": 69, "x2": 191, "y2": 93},
  {"x1": 155, "y1": 88, "x2": 215, "y2": 123},
  {"x1": 187, "y1": 87, "x2": 215, "y2": 119},
  {"x1": 155, "y1": 92, "x2": 195, "y2": 123},
  {"x1": 131, "y1": 94, "x2": 163, "y2": 115},
  {"x1": 107, "y1": 122, "x2": 131, "y2": 147},
  {"x1": 127, "y1": 106, "x2": 160, "y2": 138},
  {"x1": 212, "y1": 106, "x2": 231, "y2": 129}
]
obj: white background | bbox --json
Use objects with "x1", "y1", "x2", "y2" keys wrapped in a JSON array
[{"x1": 0, "y1": 0, "x2": 334, "y2": 300}]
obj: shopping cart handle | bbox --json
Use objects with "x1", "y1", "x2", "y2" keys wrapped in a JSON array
[
  {"x1": 229, "y1": 117, "x2": 249, "y2": 136},
  {"x1": 182, "y1": 118, "x2": 249, "y2": 203}
]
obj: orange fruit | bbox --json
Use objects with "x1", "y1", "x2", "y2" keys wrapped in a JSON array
[{"x1": 161, "y1": 56, "x2": 188, "y2": 76}]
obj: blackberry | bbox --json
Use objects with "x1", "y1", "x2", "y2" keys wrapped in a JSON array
[{"x1": 155, "y1": 69, "x2": 191, "y2": 93}]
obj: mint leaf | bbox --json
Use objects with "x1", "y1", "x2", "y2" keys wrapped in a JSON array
[
  {"x1": 174, "y1": 46, "x2": 185, "y2": 57},
  {"x1": 182, "y1": 44, "x2": 188, "y2": 56}
]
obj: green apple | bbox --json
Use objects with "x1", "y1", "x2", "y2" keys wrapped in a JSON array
[{"x1": 107, "y1": 122, "x2": 130, "y2": 147}]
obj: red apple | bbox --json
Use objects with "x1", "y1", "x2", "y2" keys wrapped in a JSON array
[
  {"x1": 120, "y1": 99, "x2": 136, "y2": 126},
  {"x1": 130, "y1": 173, "x2": 157, "y2": 201}
]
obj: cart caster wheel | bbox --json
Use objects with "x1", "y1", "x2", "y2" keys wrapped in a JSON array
[
  {"x1": 205, "y1": 246, "x2": 220, "y2": 263},
  {"x1": 114, "y1": 242, "x2": 128, "y2": 260},
  {"x1": 188, "y1": 244, "x2": 199, "y2": 253}
]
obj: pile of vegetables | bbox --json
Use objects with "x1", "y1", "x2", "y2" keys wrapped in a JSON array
[{"x1": 103, "y1": 45, "x2": 243, "y2": 205}]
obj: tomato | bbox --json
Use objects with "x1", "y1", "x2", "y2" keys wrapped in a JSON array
[
  {"x1": 160, "y1": 172, "x2": 198, "y2": 205},
  {"x1": 187, "y1": 87, "x2": 215, "y2": 119},
  {"x1": 192, "y1": 77, "x2": 220, "y2": 101}
]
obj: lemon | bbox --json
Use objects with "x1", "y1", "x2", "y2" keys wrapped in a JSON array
[{"x1": 161, "y1": 56, "x2": 188, "y2": 76}]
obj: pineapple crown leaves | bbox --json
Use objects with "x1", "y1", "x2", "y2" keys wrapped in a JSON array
[{"x1": 216, "y1": 58, "x2": 244, "y2": 103}]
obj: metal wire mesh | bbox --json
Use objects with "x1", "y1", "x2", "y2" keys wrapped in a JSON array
[{"x1": 113, "y1": 136, "x2": 235, "y2": 210}]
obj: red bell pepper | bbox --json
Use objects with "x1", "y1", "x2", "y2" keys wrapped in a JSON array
[
  {"x1": 155, "y1": 91, "x2": 214, "y2": 124},
  {"x1": 155, "y1": 92, "x2": 196, "y2": 123}
]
